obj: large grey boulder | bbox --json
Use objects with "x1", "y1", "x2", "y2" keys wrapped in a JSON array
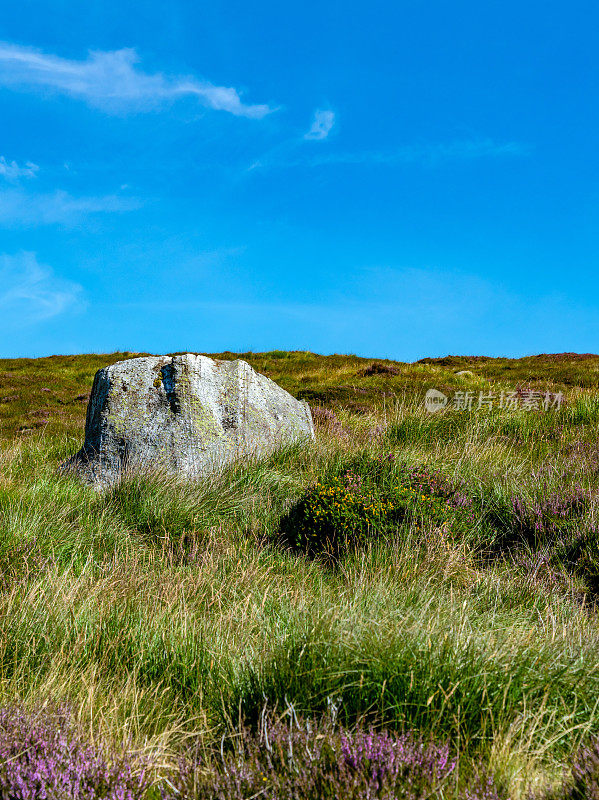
[{"x1": 62, "y1": 353, "x2": 314, "y2": 485}]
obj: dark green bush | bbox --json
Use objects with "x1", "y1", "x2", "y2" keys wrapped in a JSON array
[
  {"x1": 280, "y1": 473, "x2": 394, "y2": 558},
  {"x1": 280, "y1": 456, "x2": 475, "y2": 559}
]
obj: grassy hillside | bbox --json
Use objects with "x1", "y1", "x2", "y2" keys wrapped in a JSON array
[
  {"x1": 2, "y1": 351, "x2": 599, "y2": 798},
  {"x1": 3, "y1": 349, "x2": 599, "y2": 438}
]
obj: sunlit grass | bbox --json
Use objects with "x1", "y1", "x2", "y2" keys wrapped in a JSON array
[{"x1": 2, "y1": 353, "x2": 599, "y2": 796}]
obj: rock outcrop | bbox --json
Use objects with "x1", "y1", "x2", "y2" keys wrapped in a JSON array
[{"x1": 62, "y1": 354, "x2": 314, "y2": 485}]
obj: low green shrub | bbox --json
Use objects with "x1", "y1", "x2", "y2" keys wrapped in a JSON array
[
  {"x1": 279, "y1": 473, "x2": 394, "y2": 557},
  {"x1": 279, "y1": 455, "x2": 476, "y2": 558}
]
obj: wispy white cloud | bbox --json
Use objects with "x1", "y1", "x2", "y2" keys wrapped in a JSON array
[
  {"x1": 0, "y1": 188, "x2": 140, "y2": 226},
  {"x1": 304, "y1": 109, "x2": 335, "y2": 140},
  {"x1": 0, "y1": 43, "x2": 274, "y2": 119},
  {"x1": 0, "y1": 252, "x2": 84, "y2": 324},
  {"x1": 0, "y1": 156, "x2": 38, "y2": 182}
]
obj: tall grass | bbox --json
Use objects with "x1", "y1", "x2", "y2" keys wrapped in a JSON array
[{"x1": 1, "y1": 379, "x2": 599, "y2": 796}]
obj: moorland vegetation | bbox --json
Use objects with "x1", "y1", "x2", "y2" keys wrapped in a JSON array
[{"x1": 2, "y1": 350, "x2": 599, "y2": 797}]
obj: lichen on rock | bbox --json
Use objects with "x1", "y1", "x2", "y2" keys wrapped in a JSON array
[{"x1": 61, "y1": 353, "x2": 314, "y2": 486}]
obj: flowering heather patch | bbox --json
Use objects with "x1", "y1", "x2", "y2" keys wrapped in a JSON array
[
  {"x1": 310, "y1": 405, "x2": 349, "y2": 438},
  {"x1": 508, "y1": 486, "x2": 590, "y2": 540},
  {"x1": 536, "y1": 736, "x2": 599, "y2": 799},
  {"x1": 361, "y1": 361, "x2": 400, "y2": 376},
  {"x1": 480, "y1": 483, "x2": 593, "y2": 558},
  {"x1": 380, "y1": 459, "x2": 589, "y2": 552},
  {"x1": 403, "y1": 465, "x2": 477, "y2": 516},
  {"x1": 464, "y1": 775, "x2": 505, "y2": 800},
  {"x1": 0, "y1": 704, "x2": 148, "y2": 800},
  {"x1": 566, "y1": 737, "x2": 599, "y2": 800},
  {"x1": 161, "y1": 715, "x2": 474, "y2": 800}
]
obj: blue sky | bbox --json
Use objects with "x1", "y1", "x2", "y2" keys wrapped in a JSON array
[{"x1": 0, "y1": 0, "x2": 597, "y2": 359}]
